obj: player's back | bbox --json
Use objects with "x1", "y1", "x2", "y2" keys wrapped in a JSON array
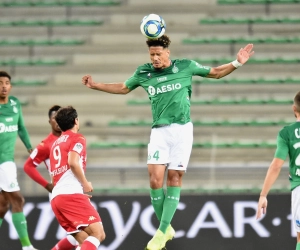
[{"x1": 49, "y1": 130, "x2": 86, "y2": 200}]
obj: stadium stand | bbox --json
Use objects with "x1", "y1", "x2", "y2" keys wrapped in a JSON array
[{"x1": 1, "y1": 0, "x2": 298, "y2": 194}]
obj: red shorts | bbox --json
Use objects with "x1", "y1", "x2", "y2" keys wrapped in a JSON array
[{"x1": 51, "y1": 193, "x2": 102, "y2": 234}]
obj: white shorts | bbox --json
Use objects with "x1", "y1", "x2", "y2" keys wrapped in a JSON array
[
  {"x1": 0, "y1": 161, "x2": 20, "y2": 192},
  {"x1": 147, "y1": 122, "x2": 193, "y2": 171},
  {"x1": 292, "y1": 185, "x2": 300, "y2": 232}
]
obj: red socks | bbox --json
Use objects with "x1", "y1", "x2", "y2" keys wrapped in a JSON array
[{"x1": 51, "y1": 236, "x2": 76, "y2": 250}]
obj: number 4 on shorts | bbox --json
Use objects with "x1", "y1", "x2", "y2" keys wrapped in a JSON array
[
  {"x1": 148, "y1": 150, "x2": 160, "y2": 161},
  {"x1": 153, "y1": 150, "x2": 159, "y2": 161}
]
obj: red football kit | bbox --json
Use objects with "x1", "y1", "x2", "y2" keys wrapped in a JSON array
[
  {"x1": 49, "y1": 130, "x2": 101, "y2": 234},
  {"x1": 24, "y1": 133, "x2": 59, "y2": 188}
]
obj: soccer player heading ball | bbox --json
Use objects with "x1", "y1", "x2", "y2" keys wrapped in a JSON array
[{"x1": 82, "y1": 34, "x2": 254, "y2": 250}]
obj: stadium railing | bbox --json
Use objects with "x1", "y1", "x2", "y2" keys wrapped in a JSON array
[
  {"x1": 108, "y1": 119, "x2": 293, "y2": 127},
  {"x1": 127, "y1": 98, "x2": 293, "y2": 106}
]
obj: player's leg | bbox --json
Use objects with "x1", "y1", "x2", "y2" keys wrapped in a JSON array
[
  {"x1": 80, "y1": 222, "x2": 106, "y2": 250},
  {"x1": 0, "y1": 192, "x2": 10, "y2": 227},
  {"x1": 292, "y1": 185, "x2": 300, "y2": 250},
  {"x1": 148, "y1": 163, "x2": 167, "y2": 221},
  {"x1": 0, "y1": 161, "x2": 36, "y2": 249},
  {"x1": 159, "y1": 122, "x2": 193, "y2": 242},
  {"x1": 296, "y1": 232, "x2": 300, "y2": 250},
  {"x1": 51, "y1": 234, "x2": 78, "y2": 250}
]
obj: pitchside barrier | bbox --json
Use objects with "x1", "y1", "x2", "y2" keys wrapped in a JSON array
[{"x1": 0, "y1": 194, "x2": 294, "y2": 250}]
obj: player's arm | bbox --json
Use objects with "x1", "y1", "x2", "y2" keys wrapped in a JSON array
[
  {"x1": 24, "y1": 157, "x2": 53, "y2": 192},
  {"x1": 68, "y1": 151, "x2": 92, "y2": 193},
  {"x1": 206, "y1": 43, "x2": 254, "y2": 79},
  {"x1": 82, "y1": 75, "x2": 130, "y2": 94},
  {"x1": 17, "y1": 105, "x2": 33, "y2": 153},
  {"x1": 256, "y1": 134, "x2": 287, "y2": 219}
]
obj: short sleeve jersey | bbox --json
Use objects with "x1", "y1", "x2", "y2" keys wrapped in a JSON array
[
  {"x1": 125, "y1": 59, "x2": 211, "y2": 127},
  {"x1": 274, "y1": 121, "x2": 300, "y2": 190},
  {"x1": 49, "y1": 130, "x2": 87, "y2": 200},
  {"x1": 29, "y1": 133, "x2": 59, "y2": 172},
  {"x1": 0, "y1": 96, "x2": 32, "y2": 164}
]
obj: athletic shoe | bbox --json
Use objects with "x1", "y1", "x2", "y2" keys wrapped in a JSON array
[
  {"x1": 146, "y1": 229, "x2": 166, "y2": 250},
  {"x1": 22, "y1": 246, "x2": 39, "y2": 250},
  {"x1": 165, "y1": 225, "x2": 175, "y2": 242}
]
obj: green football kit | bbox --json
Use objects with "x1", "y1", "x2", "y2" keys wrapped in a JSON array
[
  {"x1": 125, "y1": 59, "x2": 211, "y2": 236},
  {"x1": 0, "y1": 96, "x2": 32, "y2": 164},
  {"x1": 125, "y1": 59, "x2": 211, "y2": 127},
  {"x1": 275, "y1": 121, "x2": 300, "y2": 191}
]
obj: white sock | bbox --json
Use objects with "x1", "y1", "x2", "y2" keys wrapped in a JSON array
[
  {"x1": 67, "y1": 234, "x2": 78, "y2": 246},
  {"x1": 85, "y1": 236, "x2": 100, "y2": 248}
]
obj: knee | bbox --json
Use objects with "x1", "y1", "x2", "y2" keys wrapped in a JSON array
[
  {"x1": 167, "y1": 171, "x2": 184, "y2": 186},
  {"x1": 10, "y1": 195, "x2": 25, "y2": 211}
]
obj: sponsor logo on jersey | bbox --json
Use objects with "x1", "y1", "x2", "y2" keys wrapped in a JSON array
[
  {"x1": 157, "y1": 76, "x2": 167, "y2": 82},
  {"x1": 0, "y1": 123, "x2": 18, "y2": 133},
  {"x1": 51, "y1": 165, "x2": 68, "y2": 176},
  {"x1": 148, "y1": 83, "x2": 182, "y2": 96},
  {"x1": 140, "y1": 70, "x2": 148, "y2": 73},
  {"x1": 88, "y1": 216, "x2": 96, "y2": 221},
  {"x1": 73, "y1": 143, "x2": 83, "y2": 154},
  {"x1": 5, "y1": 117, "x2": 13, "y2": 122}
]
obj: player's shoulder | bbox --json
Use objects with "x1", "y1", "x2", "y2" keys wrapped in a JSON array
[
  {"x1": 43, "y1": 133, "x2": 59, "y2": 145},
  {"x1": 135, "y1": 63, "x2": 153, "y2": 74},
  {"x1": 279, "y1": 122, "x2": 298, "y2": 136},
  {"x1": 8, "y1": 96, "x2": 21, "y2": 105},
  {"x1": 72, "y1": 132, "x2": 86, "y2": 141}
]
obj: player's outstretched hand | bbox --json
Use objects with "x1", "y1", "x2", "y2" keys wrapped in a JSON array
[
  {"x1": 237, "y1": 44, "x2": 254, "y2": 65},
  {"x1": 82, "y1": 75, "x2": 96, "y2": 89},
  {"x1": 82, "y1": 181, "x2": 93, "y2": 193},
  {"x1": 256, "y1": 195, "x2": 268, "y2": 220}
]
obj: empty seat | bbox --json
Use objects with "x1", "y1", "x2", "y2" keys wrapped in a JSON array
[
  {"x1": 88, "y1": 140, "x2": 277, "y2": 149},
  {"x1": 12, "y1": 79, "x2": 47, "y2": 86},
  {"x1": 108, "y1": 119, "x2": 293, "y2": 127},
  {"x1": 127, "y1": 98, "x2": 293, "y2": 106},
  {"x1": 0, "y1": 0, "x2": 121, "y2": 7},
  {"x1": 218, "y1": 0, "x2": 300, "y2": 4},
  {"x1": 0, "y1": 38, "x2": 85, "y2": 46}
]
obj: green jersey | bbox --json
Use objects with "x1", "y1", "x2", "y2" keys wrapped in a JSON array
[
  {"x1": 125, "y1": 59, "x2": 211, "y2": 127},
  {"x1": 0, "y1": 96, "x2": 32, "y2": 164},
  {"x1": 274, "y1": 121, "x2": 300, "y2": 190}
]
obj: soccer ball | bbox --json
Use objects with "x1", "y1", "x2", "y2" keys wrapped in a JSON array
[{"x1": 140, "y1": 14, "x2": 166, "y2": 39}]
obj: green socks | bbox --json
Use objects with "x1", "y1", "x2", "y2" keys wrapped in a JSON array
[
  {"x1": 12, "y1": 212, "x2": 31, "y2": 247},
  {"x1": 159, "y1": 186, "x2": 181, "y2": 233},
  {"x1": 150, "y1": 188, "x2": 165, "y2": 221},
  {"x1": 0, "y1": 218, "x2": 2, "y2": 227},
  {"x1": 296, "y1": 243, "x2": 300, "y2": 250}
]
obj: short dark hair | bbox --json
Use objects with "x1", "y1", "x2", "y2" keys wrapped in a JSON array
[
  {"x1": 48, "y1": 105, "x2": 61, "y2": 118},
  {"x1": 55, "y1": 106, "x2": 78, "y2": 132},
  {"x1": 0, "y1": 71, "x2": 11, "y2": 80},
  {"x1": 146, "y1": 34, "x2": 171, "y2": 48},
  {"x1": 294, "y1": 92, "x2": 300, "y2": 113}
]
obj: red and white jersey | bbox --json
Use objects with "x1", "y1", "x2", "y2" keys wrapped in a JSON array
[
  {"x1": 49, "y1": 130, "x2": 87, "y2": 200},
  {"x1": 30, "y1": 133, "x2": 59, "y2": 171}
]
